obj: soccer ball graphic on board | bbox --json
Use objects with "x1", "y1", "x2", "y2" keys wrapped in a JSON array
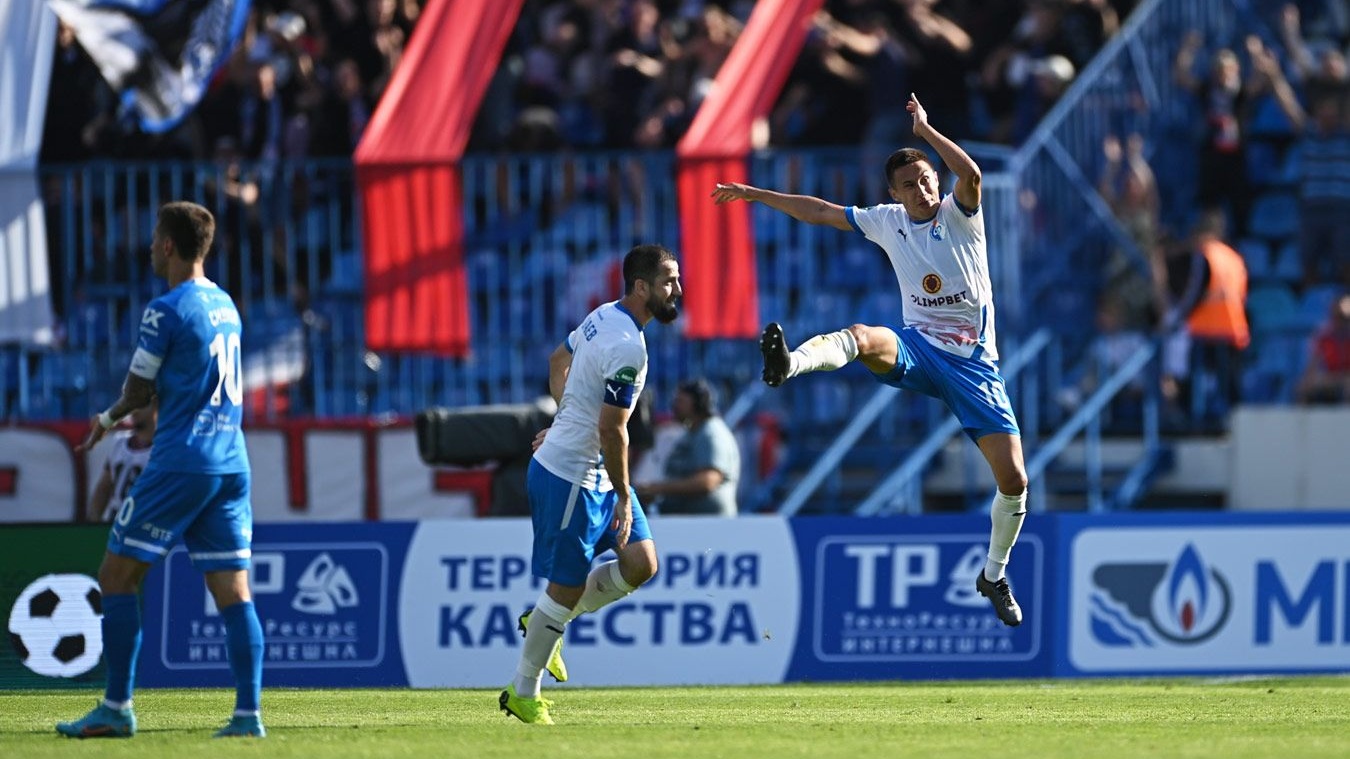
[{"x1": 7, "y1": 573, "x2": 104, "y2": 678}]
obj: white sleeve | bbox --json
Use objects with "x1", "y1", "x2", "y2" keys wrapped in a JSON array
[
  {"x1": 943, "y1": 194, "x2": 982, "y2": 233},
  {"x1": 846, "y1": 204, "x2": 902, "y2": 246},
  {"x1": 602, "y1": 339, "x2": 647, "y2": 383}
]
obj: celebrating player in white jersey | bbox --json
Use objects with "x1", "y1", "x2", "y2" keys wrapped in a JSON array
[
  {"x1": 87, "y1": 402, "x2": 156, "y2": 522},
  {"x1": 500, "y1": 244, "x2": 682, "y2": 725},
  {"x1": 711, "y1": 93, "x2": 1028, "y2": 627}
]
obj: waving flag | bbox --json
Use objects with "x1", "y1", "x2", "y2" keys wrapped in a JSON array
[
  {"x1": 46, "y1": 0, "x2": 251, "y2": 133},
  {"x1": 0, "y1": 0, "x2": 56, "y2": 345}
]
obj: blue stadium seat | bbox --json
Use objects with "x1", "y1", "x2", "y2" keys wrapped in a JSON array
[
  {"x1": 1300, "y1": 284, "x2": 1345, "y2": 325},
  {"x1": 1246, "y1": 283, "x2": 1302, "y2": 333},
  {"x1": 1273, "y1": 241, "x2": 1304, "y2": 284},
  {"x1": 1247, "y1": 193, "x2": 1299, "y2": 240},
  {"x1": 1237, "y1": 238, "x2": 1272, "y2": 279}
]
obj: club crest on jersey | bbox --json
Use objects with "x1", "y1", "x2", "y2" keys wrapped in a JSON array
[
  {"x1": 922, "y1": 274, "x2": 942, "y2": 294},
  {"x1": 930, "y1": 221, "x2": 945, "y2": 241}
]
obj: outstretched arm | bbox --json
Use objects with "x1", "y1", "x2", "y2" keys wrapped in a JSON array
[
  {"x1": 908, "y1": 93, "x2": 981, "y2": 209},
  {"x1": 711, "y1": 183, "x2": 852, "y2": 231}
]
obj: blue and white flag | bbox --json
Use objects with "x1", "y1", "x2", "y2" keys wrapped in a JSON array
[
  {"x1": 46, "y1": 0, "x2": 251, "y2": 133},
  {"x1": 0, "y1": 0, "x2": 56, "y2": 346}
]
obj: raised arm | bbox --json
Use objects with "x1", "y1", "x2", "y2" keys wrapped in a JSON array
[
  {"x1": 908, "y1": 93, "x2": 981, "y2": 209},
  {"x1": 711, "y1": 183, "x2": 852, "y2": 231},
  {"x1": 1174, "y1": 31, "x2": 1203, "y2": 94}
]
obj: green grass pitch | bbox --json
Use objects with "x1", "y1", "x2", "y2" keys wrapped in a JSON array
[{"x1": 2, "y1": 678, "x2": 1348, "y2": 758}]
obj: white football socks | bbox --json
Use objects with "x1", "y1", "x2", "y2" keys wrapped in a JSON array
[
  {"x1": 513, "y1": 593, "x2": 570, "y2": 698},
  {"x1": 984, "y1": 489, "x2": 1028, "y2": 581},
  {"x1": 788, "y1": 329, "x2": 859, "y2": 378},
  {"x1": 566, "y1": 561, "x2": 635, "y2": 622}
]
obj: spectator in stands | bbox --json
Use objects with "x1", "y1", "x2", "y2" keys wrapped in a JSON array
[
  {"x1": 636, "y1": 379, "x2": 741, "y2": 516},
  {"x1": 1174, "y1": 32, "x2": 1264, "y2": 237},
  {"x1": 814, "y1": 9, "x2": 915, "y2": 201},
  {"x1": 1261, "y1": 11, "x2": 1350, "y2": 288},
  {"x1": 1057, "y1": 296, "x2": 1150, "y2": 430},
  {"x1": 978, "y1": 0, "x2": 1077, "y2": 143},
  {"x1": 1156, "y1": 212, "x2": 1250, "y2": 427},
  {"x1": 1297, "y1": 292, "x2": 1350, "y2": 403},
  {"x1": 1098, "y1": 132, "x2": 1162, "y2": 329},
  {"x1": 896, "y1": 0, "x2": 974, "y2": 138},
  {"x1": 310, "y1": 59, "x2": 372, "y2": 156}
]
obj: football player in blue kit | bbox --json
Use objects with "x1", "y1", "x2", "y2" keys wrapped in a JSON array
[
  {"x1": 500, "y1": 244, "x2": 682, "y2": 725},
  {"x1": 57, "y1": 202, "x2": 264, "y2": 739},
  {"x1": 712, "y1": 93, "x2": 1028, "y2": 627}
]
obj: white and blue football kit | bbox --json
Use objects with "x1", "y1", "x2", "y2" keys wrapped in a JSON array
[
  {"x1": 108, "y1": 278, "x2": 252, "y2": 572},
  {"x1": 530, "y1": 301, "x2": 652, "y2": 586},
  {"x1": 846, "y1": 194, "x2": 1019, "y2": 440}
]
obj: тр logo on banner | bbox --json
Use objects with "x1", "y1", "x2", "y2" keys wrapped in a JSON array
[{"x1": 292, "y1": 553, "x2": 360, "y2": 615}]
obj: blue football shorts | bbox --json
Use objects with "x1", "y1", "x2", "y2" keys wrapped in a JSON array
[
  {"x1": 107, "y1": 467, "x2": 253, "y2": 571},
  {"x1": 527, "y1": 458, "x2": 652, "y2": 587},
  {"x1": 873, "y1": 326, "x2": 1021, "y2": 441}
]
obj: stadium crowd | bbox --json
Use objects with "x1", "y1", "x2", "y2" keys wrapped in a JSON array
[{"x1": 40, "y1": 0, "x2": 1145, "y2": 164}]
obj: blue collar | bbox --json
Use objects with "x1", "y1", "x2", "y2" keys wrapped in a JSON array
[{"x1": 614, "y1": 301, "x2": 645, "y2": 331}]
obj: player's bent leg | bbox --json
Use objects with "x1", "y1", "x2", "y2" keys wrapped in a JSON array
[
  {"x1": 763, "y1": 323, "x2": 867, "y2": 386},
  {"x1": 848, "y1": 324, "x2": 900, "y2": 375},
  {"x1": 975, "y1": 433, "x2": 1028, "y2": 627}
]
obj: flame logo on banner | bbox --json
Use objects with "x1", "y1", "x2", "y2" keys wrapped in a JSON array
[{"x1": 1089, "y1": 543, "x2": 1231, "y2": 647}]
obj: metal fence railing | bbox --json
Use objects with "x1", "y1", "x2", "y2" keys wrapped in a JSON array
[{"x1": 4, "y1": 144, "x2": 1017, "y2": 427}]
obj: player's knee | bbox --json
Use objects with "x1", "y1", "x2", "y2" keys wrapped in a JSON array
[
  {"x1": 999, "y1": 469, "x2": 1029, "y2": 496},
  {"x1": 632, "y1": 555, "x2": 658, "y2": 587},
  {"x1": 623, "y1": 550, "x2": 658, "y2": 588},
  {"x1": 846, "y1": 324, "x2": 877, "y2": 355},
  {"x1": 97, "y1": 553, "x2": 147, "y2": 595}
]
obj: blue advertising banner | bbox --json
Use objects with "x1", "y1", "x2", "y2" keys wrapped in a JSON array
[
  {"x1": 785, "y1": 515, "x2": 1056, "y2": 681},
  {"x1": 138, "y1": 522, "x2": 414, "y2": 688},
  {"x1": 1057, "y1": 511, "x2": 1350, "y2": 677}
]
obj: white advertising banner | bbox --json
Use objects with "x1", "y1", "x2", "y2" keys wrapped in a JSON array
[
  {"x1": 397, "y1": 516, "x2": 801, "y2": 687},
  {"x1": 1069, "y1": 526, "x2": 1350, "y2": 673}
]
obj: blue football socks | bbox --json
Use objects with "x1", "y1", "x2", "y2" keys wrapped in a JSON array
[
  {"x1": 101, "y1": 594, "x2": 141, "y2": 706},
  {"x1": 221, "y1": 601, "x2": 264, "y2": 715}
]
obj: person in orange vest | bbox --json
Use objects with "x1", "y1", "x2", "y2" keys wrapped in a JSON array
[{"x1": 1156, "y1": 211, "x2": 1250, "y2": 429}]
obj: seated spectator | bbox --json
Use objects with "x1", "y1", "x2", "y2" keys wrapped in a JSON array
[
  {"x1": 636, "y1": 379, "x2": 740, "y2": 516},
  {"x1": 1058, "y1": 296, "x2": 1151, "y2": 431},
  {"x1": 1297, "y1": 292, "x2": 1350, "y2": 403}
]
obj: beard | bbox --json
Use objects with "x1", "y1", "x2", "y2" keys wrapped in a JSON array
[{"x1": 648, "y1": 295, "x2": 680, "y2": 324}]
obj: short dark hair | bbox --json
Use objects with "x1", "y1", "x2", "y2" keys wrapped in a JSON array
[
  {"x1": 677, "y1": 378, "x2": 718, "y2": 417},
  {"x1": 157, "y1": 202, "x2": 216, "y2": 262},
  {"x1": 884, "y1": 148, "x2": 934, "y2": 187},
  {"x1": 623, "y1": 244, "x2": 677, "y2": 293}
]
